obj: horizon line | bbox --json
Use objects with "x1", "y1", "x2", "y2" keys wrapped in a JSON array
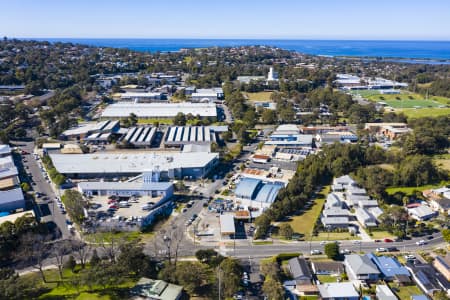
[{"x1": 9, "y1": 36, "x2": 450, "y2": 42}]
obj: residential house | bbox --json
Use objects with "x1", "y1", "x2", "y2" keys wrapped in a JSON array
[
  {"x1": 433, "y1": 255, "x2": 450, "y2": 282},
  {"x1": 288, "y1": 257, "x2": 319, "y2": 296},
  {"x1": 355, "y1": 207, "x2": 377, "y2": 228},
  {"x1": 333, "y1": 175, "x2": 356, "y2": 190},
  {"x1": 311, "y1": 261, "x2": 344, "y2": 276},
  {"x1": 406, "y1": 261, "x2": 450, "y2": 297},
  {"x1": 376, "y1": 284, "x2": 397, "y2": 300},
  {"x1": 368, "y1": 207, "x2": 384, "y2": 222},
  {"x1": 130, "y1": 277, "x2": 183, "y2": 300},
  {"x1": 325, "y1": 193, "x2": 342, "y2": 209},
  {"x1": 407, "y1": 205, "x2": 437, "y2": 221},
  {"x1": 317, "y1": 282, "x2": 359, "y2": 300},
  {"x1": 344, "y1": 254, "x2": 381, "y2": 282},
  {"x1": 321, "y1": 207, "x2": 350, "y2": 228},
  {"x1": 367, "y1": 253, "x2": 410, "y2": 281}
]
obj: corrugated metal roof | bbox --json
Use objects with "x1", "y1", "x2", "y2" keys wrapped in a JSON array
[
  {"x1": 220, "y1": 214, "x2": 235, "y2": 234},
  {"x1": 234, "y1": 178, "x2": 261, "y2": 199}
]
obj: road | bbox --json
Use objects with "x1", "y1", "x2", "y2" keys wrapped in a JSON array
[{"x1": 15, "y1": 141, "x2": 70, "y2": 238}]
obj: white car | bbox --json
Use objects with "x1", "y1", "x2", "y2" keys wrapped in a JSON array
[
  {"x1": 320, "y1": 241, "x2": 327, "y2": 245},
  {"x1": 416, "y1": 240, "x2": 426, "y2": 246},
  {"x1": 311, "y1": 250, "x2": 322, "y2": 255},
  {"x1": 353, "y1": 240, "x2": 361, "y2": 244},
  {"x1": 376, "y1": 247, "x2": 388, "y2": 252}
]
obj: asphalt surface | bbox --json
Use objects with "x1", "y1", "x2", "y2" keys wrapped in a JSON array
[{"x1": 16, "y1": 141, "x2": 70, "y2": 238}]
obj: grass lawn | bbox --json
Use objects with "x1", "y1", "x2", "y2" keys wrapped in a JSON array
[
  {"x1": 137, "y1": 118, "x2": 173, "y2": 125},
  {"x1": 310, "y1": 232, "x2": 360, "y2": 241},
  {"x1": 387, "y1": 282, "x2": 423, "y2": 299},
  {"x1": 83, "y1": 230, "x2": 154, "y2": 244},
  {"x1": 366, "y1": 230, "x2": 396, "y2": 240},
  {"x1": 316, "y1": 275, "x2": 339, "y2": 283},
  {"x1": 366, "y1": 92, "x2": 450, "y2": 106},
  {"x1": 252, "y1": 240, "x2": 274, "y2": 245},
  {"x1": 386, "y1": 181, "x2": 450, "y2": 195},
  {"x1": 396, "y1": 107, "x2": 450, "y2": 119},
  {"x1": 244, "y1": 91, "x2": 273, "y2": 101},
  {"x1": 434, "y1": 153, "x2": 450, "y2": 172},
  {"x1": 284, "y1": 186, "x2": 329, "y2": 239},
  {"x1": 20, "y1": 267, "x2": 138, "y2": 300}
]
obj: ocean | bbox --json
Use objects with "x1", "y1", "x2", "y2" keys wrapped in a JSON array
[{"x1": 35, "y1": 38, "x2": 450, "y2": 62}]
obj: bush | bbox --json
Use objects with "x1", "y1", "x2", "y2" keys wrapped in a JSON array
[
  {"x1": 324, "y1": 242, "x2": 340, "y2": 260},
  {"x1": 275, "y1": 253, "x2": 301, "y2": 263}
]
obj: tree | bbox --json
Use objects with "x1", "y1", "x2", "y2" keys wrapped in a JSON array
[
  {"x1": 20, "y1": 182, "x2": 30, "y2": 193},
  {"x1": 173, "y1": 112, "x2": 186, "y2": 126},
  {"x1": 218, "y1": 258, "x2": 242, "y2": 298},
  {"x1": 70, "y1": 239, "x2": 90, "y2": 269},
  {"x1": 262, "y1": 276, "x2": 285, "y2": 300},
  {"x1": 254, "y1": 214, "x2": 271, "y2": 239},
  {"x1": 18, "y1": 233, "x2": 51, "y2": 283},
  {"x1": 117, "y1": 239, "x2": 156, "y2": 278},
  {"x1": 261, "y1": 109, "x2": 277, "y2": 124},
  {"x1": 324, "y1": 242, "x2": 340, "y2": 260},
  {"x1": 278, "y1": 223, "x2": 294, "y2": 239},
  {"x1": 260, "y1": 260, "x2": 280, "y2": 280},
  {"x1": 53, "y1": 239, "x2": 71, "y2": 279},
  {"x1": 64, "y1": 255, "x2": 76, "y2": 273},
  {"x1": 195, "y1": 249, "x2": 224, "y2": 267},
  {"x1": 442, "y1": 229, "x2": 450, "y2": 243},
  {"x1": 175, "y1": 261, "x2": 210, "y2": 295},
  {"x1": 90, "y1": 249, "x2": 101, "y2": 266}
]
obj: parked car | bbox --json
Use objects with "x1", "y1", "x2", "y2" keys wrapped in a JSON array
[
  {"x1": 109, "y1": 205, "x2": 119, "y2": 210},
  {"x1": 376, "y1": 247, "x2": 388, "y2": 252},
  {"x1": 311, "y1": 250, "x2": 322, "y2": 255},
  {"x1": 383, "y1": 238, "x2": 394, "y2": 243},
  {"x1": 416, "y1": 240, "x2": 426, "y2": 246}
]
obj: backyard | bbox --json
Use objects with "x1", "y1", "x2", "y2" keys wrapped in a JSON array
[{"x1": 387, "y1": 282, "x2": 423, "y2": 299}]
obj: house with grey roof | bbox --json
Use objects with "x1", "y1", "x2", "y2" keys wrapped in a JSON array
[
  {"x1": 333, "y1": 175, "x2": 356, "y2": 188},
  {"x1": 344, "y1": 254, "x2": 381, "y2": 281},
  {"x1": 317, "y1": 282, "x2": 359, "y2": 300},
  {"x1": 407, "y1": 205, "x2": 437, "y2": 221},
  {"x1": 376, "y1": 284, "x2": 397, "y2": 300},
  {"x1": 311, "y1": 261, "x2": 344, "y2": 276},
  {"x1": 130, "y1": 277, "x2": 183, "y2": 300},
  {"x1": 325, "y1": 193, "x2": 342, "y2": 209},
  {"x1": 406, "y1": 261, "x2": 450, "y2": 297},
  {"x1": 355, "y1": 207, "x2": 377, "y2": 228},
  {"x1": 288, "y1": 257, "x2": 312, "y2": 285},
  {"x1": 321, "y1": 217, "x2": 349, "y2": 229}
]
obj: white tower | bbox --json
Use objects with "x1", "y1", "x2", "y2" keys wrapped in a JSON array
[{"x1": 267, "y1": 67, "x2": 279, "y2": 81}]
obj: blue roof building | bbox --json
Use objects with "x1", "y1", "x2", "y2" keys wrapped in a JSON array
[
  {"x1": 368, "y1": 253, "x2": 410, "y2": 281},
  {"x1": 234, "y1": 178, "x2": 261, "y2": 199},
  {"x1": 234, "y1": 178, "x2": 283, "y2": 209},
  {"x1": 254, "y1": 183, "x2": 283, "y2": 204}
]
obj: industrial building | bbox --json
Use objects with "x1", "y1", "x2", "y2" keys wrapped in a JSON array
[
  {"x1": 123, "y1": 126, "x2": 157, "y2": 147},
  {"x1": 0, "y1": 144, "x2": 11, "y2": 157},
  {"x1": 234, "y1": 177, "x2": 283, "y2": 209},
  {"x1": 219, "y1": 214, "x2": 236, "y2": 236},
  {"x1": 118, "y1": 92, "x2": 167, "y2": 102},
  {"x1": 164, "y1": 126, "x2": 226, "y2": 148},
  {"x1": 191, "y1": 88, "x2": 224, "y2": 103},
  {"x1": 61, "y1": 120, "x2": 120, "y2": 141},
  {"x1": 78, "y1": 181, "x2": 173, "y2": 199},
  {"x1": 49, "y1": 151, "x2": 218, "y2": 180},
  {"x1": 265, "y1": 124, "x2": 314, "y2": 148},
  {"x1": 101, "y1": 102, "x2": 217, "y2": 119},
  {"x1": 0, "y1": 188, "x2": 25, "y2": 212}
]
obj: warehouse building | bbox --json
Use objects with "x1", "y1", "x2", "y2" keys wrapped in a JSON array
[
  {"x1": 61, "y1": 120, "x2": 120, "y2": 141},
  {"x1": 101, "y1": 102, "x2": 217, "y2": 119},
  {"x1": 123, "y1": 126, "x2": 157, "y2": 147},
  {"x1": 0, "y1": 144, "x2": 11, "y2": 158},
  {"x1": 164, "y1": 126, "x2": 226, "y2": 148},
  {"x1": 49, "y1": 151, "x2": 218, "y2": 180},
  {"x1": 191, "y1": 88, "x2": 224, "y2": 103},
  {"x1": 0, "y1": 188, "x2": 25, "y2": 213},
  {"x1": 78, "y1": 181, "x2": 173, "y2": 200},
  {"x1": 234, "y1": 178, "x2": 284, "y2": 209},
  {"x1": 119, "y1": 92, "x2": 167, "y2": 102}
]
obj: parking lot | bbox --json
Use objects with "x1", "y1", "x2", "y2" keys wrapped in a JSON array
[{"x1": 86, "y1": 194, "x2": 164, "y2": 225}]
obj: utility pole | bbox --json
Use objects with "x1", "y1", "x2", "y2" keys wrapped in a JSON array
[{"x1": 218, "y1": 267, "x2": 222, "y2": 300}]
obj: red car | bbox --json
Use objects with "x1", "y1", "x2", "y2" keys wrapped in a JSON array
[
  {"x1": 107, "y1": 199, "x2": 117, "y2": 204},
  {"x1": 109, "y1": 205, "x2": 119, "y2": 210},
  {"x1": 384, "y1": 238, "x2": 394, "y2": 243}
]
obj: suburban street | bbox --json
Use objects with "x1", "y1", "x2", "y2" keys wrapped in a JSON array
[{"x1": 14, "y1": 141, "x2": 70, "y2": 238}]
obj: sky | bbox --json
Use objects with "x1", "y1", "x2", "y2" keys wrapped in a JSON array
[{"x1": 2, "y1": 0, "x2": 450, "y2": 40}]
